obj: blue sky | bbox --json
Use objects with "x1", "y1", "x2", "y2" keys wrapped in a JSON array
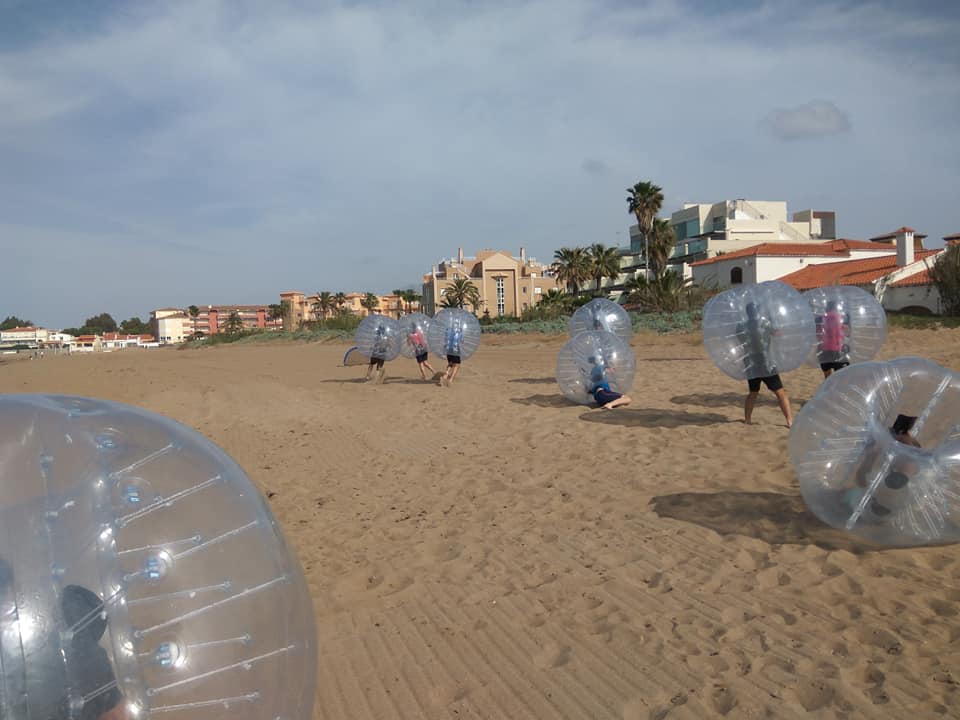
[{"x1": 1, "y1": 0, "x2": 958, "y2": 328}]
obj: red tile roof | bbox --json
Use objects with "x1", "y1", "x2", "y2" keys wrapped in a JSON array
[
  {"x1": 690, "y1": 239, "x2": 894, "y2": 267},
  {"x1": 779, "y1": 250, "x2": 940, "y2": 290},
  {"x1": 869, "y1": 227, "x2": 927, "y2": 241},
  {"x1": 889, "y1": 269, "x2": 934, "y2": 288}
]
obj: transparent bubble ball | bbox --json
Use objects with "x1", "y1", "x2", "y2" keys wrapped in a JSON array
[
  {"x1": 804, "y1": 285, "x2": 887, "y2": 367},
  {"x1": 397, "y1": 313, "x2": 432, "y2": 359},
  {"x1": 789, "y1": 358, "x2": 960, "y2": 546},
  {"x1": 354, "y1": 314, "x2": 401, "y2": 362},
  {"x1": 569, "y1": 299, "x2": 632, "y2": 340},
  {"x1": 702, "y1": 280, "x2": 815, "y2": 380},
  {"x1": 557, "y1": 331, "x2": 636, "y2": 405},
  {"x1": 427, "y1": 309, "x2": 481, "y2": 360},
  {"x1": 0, "y1": 394, "x2": 317, "y2": 720}
]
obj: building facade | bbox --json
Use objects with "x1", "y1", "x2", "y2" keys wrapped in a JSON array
[
  {"x1": 278, "y1": 292, "x2": 407, "y2": 330},
  {"x1": 421, "y1": 247, "x2": 558, "y2": 317},
  {"x1": 690, "y1": 239, "x2": 897, "y2": 290}
]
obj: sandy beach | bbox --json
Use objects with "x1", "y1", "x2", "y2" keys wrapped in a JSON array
[{"x1": 2, "y1": 328, "x2": 959, "y2": 719}]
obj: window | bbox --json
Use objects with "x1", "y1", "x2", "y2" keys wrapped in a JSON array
[
  {"x1": 495, "y1": 277, "x2": 505, "y2": 315},
  {"x1": 522, "y1": 286, "x2": 527, "y2": 293},
  {"x1": 730, "y1": 267, "x2": 743, "y2": 284},
  {"x1": 534, "y1": 287, "x2": 542, "y2": 295}
]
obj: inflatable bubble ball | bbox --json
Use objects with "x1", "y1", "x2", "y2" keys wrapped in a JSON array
[
  {"x1": 803, "y1": 285, "x2": 886, "y2": 369},
  {"x1": 427, "y1": 308, "x2": 481, "y2": 360},
  {"x1": 790, "y1": 358, "x2": 960, "y2": 546},
  {"x1": 569, "y1": 298, "x2": 633, "y2": 340},
  {"x1": 557, "y1": 330, "x2": 636, "y2": 405},
  {"x1": 398, "y1": 313, "x2": 432, "y2": 359},
  {"x1": 702, "y1": 280, "x2": 815, "y2": 380},
  {"x1": 0, "y1": 394, "x2": 316, "y2": 720},
  {"x1": 355, "y1": 314, "x2": 401, "y2": 362}
]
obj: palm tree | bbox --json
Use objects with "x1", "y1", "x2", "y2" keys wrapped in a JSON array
[
  {"x1": 589, "y1": 243, "x2": 622, "y2": 291},
  {"x1": 313, "y1": 291, "x2": 334, "y2": 321},
  {"x1": 551, "y1": 247, "x2": 591, "y2": 295},
  {"x1": 188, "y1": 305, "x2": 200, "y2": 337},
  {"x1": 402, "y1": 290, "x2": 422, "y2": 313},
  {"x1": 360, "y1": 292, "x2": 380, "y2": 314},
  {"x1": 626, "y1": 181, "x2": 664, "y2": 277},
  {"x1": 647, "y1": 219, "x2": 677, "y2": 279},
  {"x1": 333, "y1": 292, "x2": 347, "y2": 316},
  {"x1": 223, "y1": 310, "x2": 245, "y2": 334},
  {"x1": 443, "y1": 278, "x2": 481, "y2": 311},
  {"x1": 541, "y1": 288, "x2": 566, "y2": 304}
]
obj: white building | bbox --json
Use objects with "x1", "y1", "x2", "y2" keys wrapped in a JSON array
[
  {"x1": 0, "y1": 326, "x2": 49, "y2": 347},
  {"x1": 150, "y1": 309, "x2": 190, "y2": 344},
  {"x1": 690, "y1": 239, "x2": 896, "y2": 290},
  {"x1": 777, "y1": 229, "x2": 947, "y2": 315}
]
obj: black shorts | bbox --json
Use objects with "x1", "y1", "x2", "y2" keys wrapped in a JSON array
[
  {"x1": 447, "y1": 354, "x2": 461, "y2": 365},
  {"x1": 369, "y1": 357, "x2": 385, "y2": 368},
  {"x1": 820, "y1": 361, "x2": 849, "y2": 372},
  {"x1": 748, "y1": 375, "x2": 783, "y2": 392},
  {"x1": 594, "y1": 388, "x2": 622, "y2": 406},
  {"x1": 416, "y1": 352, "x2": 428, "y2": 364}
]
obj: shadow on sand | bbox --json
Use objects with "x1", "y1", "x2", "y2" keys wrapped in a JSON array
[
  {"x1": 511, "y1": 394, "x2": 576, "y2": 409},
  {"x1": 579, "y1": 408, "x2": 730, "y2": 428},
  {"x1": 650, "y1": 491, "x2": 871, "y2": 552},
  {"x1": 508, "y1": 377, "x2": 558, "y2": 385},
  {"x1": 637, "y1": 357, "x2": 702, "y2": 362},
  {"x1": 671, "y1": 392, "x2": 808, "y2": 410}
]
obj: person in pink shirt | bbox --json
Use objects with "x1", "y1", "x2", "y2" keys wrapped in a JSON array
[
  {"x1": 407, "y1": 326, "x2": 437, "y2": 380},
  {"x1": 816, "y1": 300, "x2": 851, "y2": 378}
]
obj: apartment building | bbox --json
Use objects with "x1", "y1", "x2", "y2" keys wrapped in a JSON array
[
  {"x1": 421, "y1": 247, "x2": 558, "y2": 317},
  {"x1": 278, "y1": 292, "x2": 407, "y2": 330}
]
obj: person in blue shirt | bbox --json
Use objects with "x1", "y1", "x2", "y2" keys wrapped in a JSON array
[
  {"x1": 586, "y1": 355, "x2": 632, "y2": 409},
  {"x1": 440, "y1": 320, "x2": 464, "y2": 386}
]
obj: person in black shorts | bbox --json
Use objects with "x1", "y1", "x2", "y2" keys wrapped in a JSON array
[
  {"x1": 440, "y1": 320, "x2": 464, "y2": 386},
  {"x1": 738, "y1": 302, "x2": 794, "y2": 427},
  {"x1": 364, "y1": 323, "x2": 390, "y2": 384}
]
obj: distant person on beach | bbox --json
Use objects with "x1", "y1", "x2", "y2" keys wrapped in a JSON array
[
  {"x1": 816, "y1": 300, "x2": 851, "y2": 378},
  {"x1": 737, "y1": 301, "x2": 793, "y2": 427},
  {"x1": 440, "y1": 319, "x2": 464, "y2": 386},
  {"x1": 365, "y1": 323, "x2": 390, "y2": 384},
  {"x1": 407, "y1": 324, "x2": 436, "y2": 380},
  {"x1": 586, "y1": 355, "x2": 632, "y2": 409}
]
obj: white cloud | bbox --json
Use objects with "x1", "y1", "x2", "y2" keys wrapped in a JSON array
[{"x1": 761, "y1": 99, "x2": 852, "y2": 141}]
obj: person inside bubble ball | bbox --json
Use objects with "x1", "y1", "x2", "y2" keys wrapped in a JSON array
[
  {"x1": 0, "y1": 559, "x2": 131, "y2": 720},
  {"x1": 406, "y1": 322, "x2": 437, "y2": 381},
  {"x1": 816, "y1": 300, "x2": 851, "y2": 378},
  {"x1": 737, "y1": 301, "x2": 794, "y2": 428},
  {"x1": 586, "y1": 355, "x2": 632, "y2": 410},
  {"x1": 846, "y1": 414, "x2": 923, "y2": 519},
  {"x1": 365, "y1": 322, "x2": 390, "y2": 384},
  {"x1": 440, "y1": 320, "x2": 464, "y2": 386}
]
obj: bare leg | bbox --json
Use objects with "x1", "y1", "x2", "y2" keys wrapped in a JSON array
[
  {"x1": 744, "y1": 391, "x2": 759, "y2": 424},
  {"x1": 423, "y1": 360, "x2": 437, "y2": 375},
  {"x1": 447, "y1": 363, "x2": 461, "y2": 385},
  {"x1": 603, "y1": 394, "x2": 632, "y2": 409},
  {"x1": 822, "y1": 369, "x2": 833, "y2": 379},
  {"x1": 774, "y1": 388, "x2": 793, "y2": 428},
  {"x1": 365, "y1": 362, "x2": 376, "y2": 381}
]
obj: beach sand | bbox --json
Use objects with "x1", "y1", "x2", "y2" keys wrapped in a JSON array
[{"x1": 2, "y1": 328, "x2": 959, "y2": 719}]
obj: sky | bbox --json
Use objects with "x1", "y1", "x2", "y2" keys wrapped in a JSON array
[{"x1": 1, "y1": 0, "x2": 958, "y2": 328}]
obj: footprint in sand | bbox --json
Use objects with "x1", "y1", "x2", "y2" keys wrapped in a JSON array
[
  {"x1": 533, "y1": 641, "x2": 571, "y2": 669},
  {"x1": 710, "y1": 686, "x2": 737, "y2": 716}
]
